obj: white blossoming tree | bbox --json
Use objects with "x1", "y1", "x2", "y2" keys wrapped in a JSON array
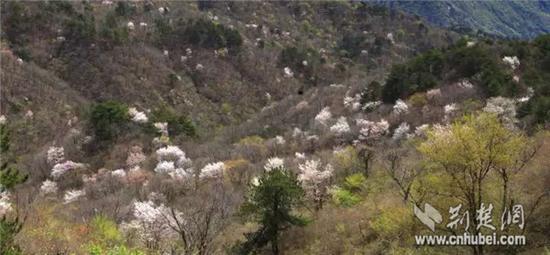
[
  {"x1": 330, "y1": 117, "x2": 351, "y2": 136},
  {"x1": 314, "y1": 107, "x2": 332, "y2": 126},
  {"x1": 298, "y1": 159, "x2": 333, "y2": 210},
  {"x1": 483, "y1": 97, "x2": 518, "y2": 130},
  {"x1": 264, "y1": 157, "x2": 284, "y2": 172}
]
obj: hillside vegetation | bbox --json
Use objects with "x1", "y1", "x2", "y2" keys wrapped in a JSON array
[
  {"x1": 0, "y1": 1, "x2": 549, "y2": 254},
  {"x1": 374, "y1": 0, "x2": 550, "y2": 39}
]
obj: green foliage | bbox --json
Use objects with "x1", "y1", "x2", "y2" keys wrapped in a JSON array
[
  {"x1": 64, "y1": 11, "x2": 96, "y2": 45},
  {"x1": 0, "y1": 217, "x2": 23, "y2": 255},
  {"x1": 235, "y1": 168, "x2": 306, "y2": 254},
  {"x1": 89, "y1": 101, "x2": 130, "y2": 142},
  {"x1": 154, "y1": 17, "x2": 173, "y2": 43},
  {"x1": 517, "y1": 34, "x2": 550, "y2": 126},
  {"x1": 149, "y1": 107, "x2": 197, "y2": 137},
  {"x1": 184, "y1": 19, "x2": 242, "y2": 50},
  {"x1": 99, "y1": 11, "x2": 129, "y2": 46},
  {"x1": 331, "y1": 187, "x2": 361, "y2": 207},
  {"x1": 0, "y1": 124, "x2": 26, "y2": 254},
  {"x1": 330, "y1": 173, "x2": 366, "y2": 207},
  {"x1": 2, "y1": 2, "x2": 31, "y2": 47},
  {"x1": 343, "y1": 173, "x2": 367, "y2": 193},
  {"x1": 360, "y1": 81, "x2": 382, "y2": 104},
  {"x1": 381, "y1": 41, "x2": 518, "y2": 103},
  {"x1": 0, "y1": 125, "x2": 27, "y2": 190},
  {"x1": 114, "y1": 2, "x2": 135, "y2": 17},
  {"x1": 382, "y1": 49, "x2": 444, "y2": 103},
  {"x1": 279, "y1": 46, "x2": 320, "y2": 83},
  {"x1": 89, "y1": 215, "x2": 122, "y2": 246},
  {"x1": 338, "y1": 32, "x2": 368, "y2": 59}
]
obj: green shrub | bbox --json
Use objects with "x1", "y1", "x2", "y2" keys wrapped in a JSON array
[
  {"x1": 183, "y1": 19, "x2": 242, "y2": 49},
  {"x1": 331, "y1": 187, "x2": 361, "y2": 207},
  {"x1": 361, "y1": 81, "x2": 382, "y2": 104},
  {"x1": 382, "y1": 49, "x2": 443, "y2": 103},
  {"x1": 343, "y1": 173, "x2": 367, "y2": 193},
  {"x1": 99, "y1": 12, "x2": 129, "y2": 46},
  {"x1": 114, "y1": 1, "x2": 135, "y2": 17},
  {"x1": 338, "y1": 33, "x2": 368, "y2": 58},
  {"x1": 278, "y1": 46, "x2": 320, "y2": 83},
  {"x1": 64, "y1": 12, "x2": 96, "y2": 45},
  {"x1": 89, "y1": 101, "x2": 129, "y2": 142},
  {"x1": 381, "y1": 41, "x2": 521, "y2": 103},
  {"x1": 89, "y1": 215, "x2": 122, "y2": 246},
  {"x1": 149, "y1": 107, "x2": 196, "y2": 137}
]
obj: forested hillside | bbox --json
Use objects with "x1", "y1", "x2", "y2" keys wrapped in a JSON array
[
  {"x1": 0, "y1": 1, "x2": 549, "y2": 254},
  {"x1": 373, "y1": 0, "x2": 550, "y2": 39}
]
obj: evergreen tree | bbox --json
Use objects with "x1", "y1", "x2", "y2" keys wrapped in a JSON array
[
  {"x1": 235, "y1": 168, "x2": 306, "y2": 255},
  {"x1": 0, "y1": 122, "x2": 27, "y2": 254}
]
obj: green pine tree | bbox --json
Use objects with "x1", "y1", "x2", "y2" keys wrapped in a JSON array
[
  {"x1": 0, "y1": 122, "x2": 27, "y2": 254},
  {"x1": 235, "y1": 168, "x2": 307, "y2": 255}
]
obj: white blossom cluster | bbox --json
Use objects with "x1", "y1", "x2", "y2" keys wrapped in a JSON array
[
  {"x1": 47, "y1": 146, "x2": 65, "y2": 165},
  {"x1": 264, "y1": 157, "x2": 284, "y2": 172},
  {"x1": 40, "y1": 180, "x2": 58, "y2": 195},
  {"x1": 0, "y1": 115, "x2": 6, "y2": 125},
  {"x1": 121, "y1": 200, "x2": 182, "y2": 244},
  {"x1": 51, "y1": 160, "x2": 85, "y2": 179},
  {"x1": 199, "y1": 162, "x2": 225, "y2": 179},
  {"x1": 154, "y1": 145, "x2": 193, "y2": 180},
  {"x1": 111, "y1": 169, "x2": 127, "y2": 179},
  {"x1": 154, "y1": 122, "x2": 168, "y2": 136},
  {"x1": 295, "y1": 152, "x2": 306, "y2": 159},
  {"x1": 362, "y1": 101, "x2": 381, "y2": 111},
  {"x1": 298, "y1": 160, "x2": 333, "y2": 183},
  {"x1": 128, "y1": 107, "x2": 148, "y2": 123},
  {"x1": 458, "y1": 80, "x2": 474, "y2": 89},
  {"x1": 444, "y1": 103, "x2": 457, "y2": 122},
  {"x1": 483, "y1": 97, "x2": 517, "y2": 129},
  {"x1": 330, "y1": 117, "x2": 350, "y2": 135},
  {"x1": 298, "y1": 159, "x2": 333, "y2": 203},
  {"x1": 516, "y1": 87, "x2": 534, "y2": 103},
  {"x1": 502, "y1": 56, "x2": 520, "y2": 70},
  {"x1": 0, "y1": 191, "x2": 12, "y2": 216},
  {"x1": 314, "y1": 107, "x2": 332, "y2": 126},
  {"x1": 274, "y1": 135, "x2": 286, "y2": 145},
  {"x1": 392, "y1": 99, "x2": 409, "y2": 115},
  {"x1": 356, "y1": 119, "x2": 389, "y2": 140},
  {"x1": 444, "y1": 104, "x2": 457, "y2": 115},
  {"x1": 392, "y1": 122, "x2": 410, "y2": 141},
  {"x1": 343, "y1": 93, "x2": 362, "y2": 111},
  {"x1": 283, "y1": 67, "x2": 294, "y2": 78},
  {"x1": 63, "y1": 189, "x2": 85, "y2": 204}
]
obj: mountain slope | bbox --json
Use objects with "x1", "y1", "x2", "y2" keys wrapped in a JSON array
[{"x1": 373, "y1": 0, "x2": 550, "y2": 39}]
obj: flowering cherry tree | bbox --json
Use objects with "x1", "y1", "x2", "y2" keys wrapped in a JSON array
[
  {"x1": 314, "y1": 107, "x2": 332, "y2": 126},
  {"x1": 51, "y1": 160, "x2": 86, "y2": 179},
  {"x1": 40, "y1": 180, "x2": 58, "y2": 195},
  {"x1": 199, "y1": 162, "x2": 225, "y2": 179},
  {"x1": 330, "y1": 117, "x2": 351, "y2": 135},
  {"x1": 46, "y1": 146, "x2": 65, "y2": 165},
  {"x1": 356, "y1": 119, "x2": 389, "y2": 141},
  {"x1": 298, "y1": 159, "x2": 333, "y2": 210},
  {"x1": 392, "y1": 99, "x2": 409, "y2": 115},
  {"x1": 264, "y1": 157, "x2": 284, "y2": 172}
]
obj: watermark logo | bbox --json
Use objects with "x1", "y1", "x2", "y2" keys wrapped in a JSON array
[
  {"x1": 413, "y1": 203, "x2": 526, "y2": 246},
  {"x1": 413, "y1": 203, "x2": 442, "y2": 232}
]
